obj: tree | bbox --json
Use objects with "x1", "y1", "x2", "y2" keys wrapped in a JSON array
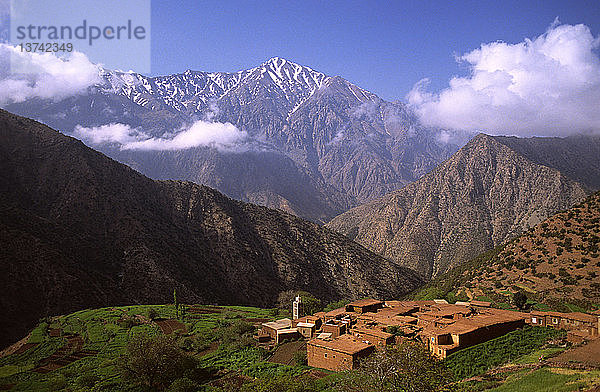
[
  {"x1": 148, "y1": 307, "x2": 159, "y2": 321},
  {"x1": 173, "y1": 289, "x2": 179, "y2": 319},
  {"x1": 324, "y1": 299, "x2": 350, "y2": 312},
  {"x1": 513, "y1": 291, "x2": 527, "y2": 310},
  {"x1": 276, "y1": 290, "x2": 322, "y2": 316},
  {"x1": 335, "y1": 341, "x2": 451, "y2": 392},
  {"x1": 119, "y1": 334, "x2": 196, "y2": 391}
]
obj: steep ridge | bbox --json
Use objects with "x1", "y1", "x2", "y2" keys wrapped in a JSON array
[
  {"x1": 412, "y1": 190, "x2": 600, "y2": 307},
  {"x1": 327, "y1": 134, "x2": 592, "y2": 279},
  {"x1": 493, "y1": 135, "x2": 600, "y2": 190},
  {"x1": 4, "y1": 57, "x2": 466, "y2": 222},
  {"x1": 0, "y1": 110, "x2": 423, "y2": 348}
]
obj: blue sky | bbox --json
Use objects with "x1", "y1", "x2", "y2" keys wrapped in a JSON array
[{"x1": 150, "y1": 0, "x2": 600, "y2": 100}]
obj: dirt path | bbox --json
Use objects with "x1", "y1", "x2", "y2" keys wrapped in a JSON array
[
  {"x1": 547, "y1": 339, "x2": 600, "y2": 368},
  {"x1": 156, "y1": 319, "x2": 186, "y2": 334},
  {"x1": 33, "y1": 333, "x2": 96, "y2": 374},
  {"x1": 268, "y1": 341, "x2": 306, "y2": 365},
  {"x1": 0, "y1": 333, "x2": 35, "y2": 359}
]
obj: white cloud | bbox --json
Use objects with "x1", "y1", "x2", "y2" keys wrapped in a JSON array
[
  {"x1": 203, "y1": 99, "x2": 220, "y2": 121},
  {"x1": 73, "y1": 120, "x2": 248, "y2": 151},
  {"x1": 0, "y1": 44, "x2": 101, "y2": 104},
  {"x1": 407, "y1": 22, "x2": 600, "y2": 136},
  {"x1": 73, "y1": 123, "x2": 148, "y2": 145}
]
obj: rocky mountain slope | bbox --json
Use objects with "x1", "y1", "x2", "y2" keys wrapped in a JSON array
[
  {"x1": 412, "y1": 190, "x2": 600, "y2": 308},
  {"x1": 0, "y1": 110, "x2": 422, "y2": 348},
  {"x1": 327, "y1": 134, "x2": 599, "y2": 279},
  {"x1": 5, "y1": 57, "x2": 466, "y2": 222}
]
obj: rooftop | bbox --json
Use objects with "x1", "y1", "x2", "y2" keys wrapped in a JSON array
[
  {"x1": 262, "y1": 318, "x2": 292, "y2": 330},
  {"x1": 277, "y1": 328, "x2": 299, "y2": 335},
  {"x1": 353, "y1": 327, "x2": 393, "y2": 339},
  {"x1": 324, "y1": 307, "x2": 347, "y2": 318},
  {"x1": 348, "y1": 298, "x2": 383, "y2": 307},
  {"x1": 470, "y1": 300, "x2": 492, "y2": 308},
  {"x1": 309, "y1": 334, "x2": 374, "y2": 355}
]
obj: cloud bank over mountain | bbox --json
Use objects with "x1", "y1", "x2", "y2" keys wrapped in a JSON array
[
  {"x1": 407, "y1": 22, "x2": 600, "y2": 137},
  {"x1": 74, "y1": 120, "x2": 247, "y2": 151}
]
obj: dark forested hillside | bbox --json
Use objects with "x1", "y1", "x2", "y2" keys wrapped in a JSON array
[{"x1": 0, "y1": 110, "x2": 422, "y2": 348}]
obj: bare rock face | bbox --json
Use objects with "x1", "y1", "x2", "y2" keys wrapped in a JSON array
[
  {"x1": 5, "y1": 58, "x2": 465, "y2": 223},
  {"x1": 0, "y1": 110, "x2": 422, "y2": 348},
  {"x1": 327, "y1": 134, "x2": 595, "y2": 279}
]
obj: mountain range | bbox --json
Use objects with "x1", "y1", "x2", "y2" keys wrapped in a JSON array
[
  {"x1": 0, "y1": 109, "x2": 422, "y2": 348},
  {"x1": 327, "y1": 134, "x2": 600, "y2": 279},
  {"x1": 5, "y1": 57, "x2": 467, "y2": 222}
]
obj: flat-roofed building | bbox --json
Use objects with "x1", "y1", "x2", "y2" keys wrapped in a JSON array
[
  {"x1": 293, "y1": 315, "x2": 323, "y2": 330},
  {"x1": 296, "y1": 322, "x2": 316, "y2": 338},
  {"x1": 276, "y1": 328, "x2": 300, "y2": 344},
  {"x1": 528, "y1": 311, "x2": 599, "y2": 337},
  {"x1": 260, "y1": 318, "x2": 292, "y2": 341},
  {"x1": 421, "y1": 312, "x2": 526, "y2": 358},
  {"x1": 352, "y1": 327, "x2": 395, "y2": 347},
  {"x1": 307, "y1": 335, "x2": 375, "y2": 371},
  {"x1": 345, "y1": 299, "x2": 384, "y2": 314},
  {"x1": 322, "y1": 320, "x2": 347, "y2": 338}
]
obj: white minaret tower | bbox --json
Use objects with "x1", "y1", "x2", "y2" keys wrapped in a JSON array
[{"x1": 293, "y1": 295, "x2": 302, "y2": 319}]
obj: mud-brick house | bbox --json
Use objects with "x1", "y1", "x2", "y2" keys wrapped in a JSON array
[
  {"x1": 322, "y1": 320, "x2": 347, "y2": 338},
  {"x1": 293, "y1": 315, "x2": 323, "y2": 330},
  {"x1": 529, "y1": 311, "x2": 599, "y2": 338},
  {"x1": 351, "y1": 327, "x2": 395, "y2": 347},
  {"x1": 296, "y1": 322, "x2": 317, "y2": 338},
  {"x1": 345, "y1": 299, "x2": 384, "y2": 314},
  {"x1": 276, "y1": 328, "x2": 300, "y2": 343},
  {"x1": 421, "y1": 313, "x2": 526, "y2": 359},
  {"x1": 260, "y1": 319, "x2": 292, "y2": 342},
  {"x1": 307, "y1": 335, "x2": 375, "y2": 371},
  {"x1": 323, "y1": 307, "x2": 347, "y2": 321}
]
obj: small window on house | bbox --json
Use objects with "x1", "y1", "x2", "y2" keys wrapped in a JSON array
[
  {"x1": 531, "y1": 317, "x2": 537, "y2": 323},
  {"x1": 431, "y1": 337, "x2": 435, "y2": 343},
  {"x1": 553, "y1": 318, "x2": 558, "y2": 324},
  {"x1": 324, "y1": 353, "x2": 327, "y2": 358}
]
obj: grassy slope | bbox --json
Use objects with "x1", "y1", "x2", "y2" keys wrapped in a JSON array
[{"x1": 0, "y1": 304, "x2": 305, "y2": 391}]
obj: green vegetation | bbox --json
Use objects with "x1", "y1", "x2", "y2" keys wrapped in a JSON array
[
  {"x1": 488, "y1": 368, "x2": 600, "y2": 392},
  {"x1": 512, "y1": 291, "x2": 527, "y2": 310},
  {"x1": 0, "y1": 304, "x2": 297, "y2": 392},
  {"x1": 445, "y1": 326, "x2": 566, "y2": 380}
]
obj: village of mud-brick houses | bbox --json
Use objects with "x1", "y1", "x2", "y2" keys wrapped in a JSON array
[{"x1": 255, "y1": 298, "x2": 600, "y2": 371}]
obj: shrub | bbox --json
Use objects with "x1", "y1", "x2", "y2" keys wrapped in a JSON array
[
  {"x1": 323, "y1": 299, "x2": 350, "y2": 312},
  {"x1": 119, "y1": 334, "x2": 197, "y2": 391},
  {"x1": 293, "y1": 350, "x2": 307, "y2": 366},
  {"x1": 166, "y1": 377, "x2": 199, "y2": 392},
  {"x1": 76, "y1": 373, "x2": 100, "y2": 388},
  {"x1": 148, "y1": 308, "x2": 159, "y2": 320},
  {"x1": 513, "y1": 291, "x2": 527, "y2": 310}
]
